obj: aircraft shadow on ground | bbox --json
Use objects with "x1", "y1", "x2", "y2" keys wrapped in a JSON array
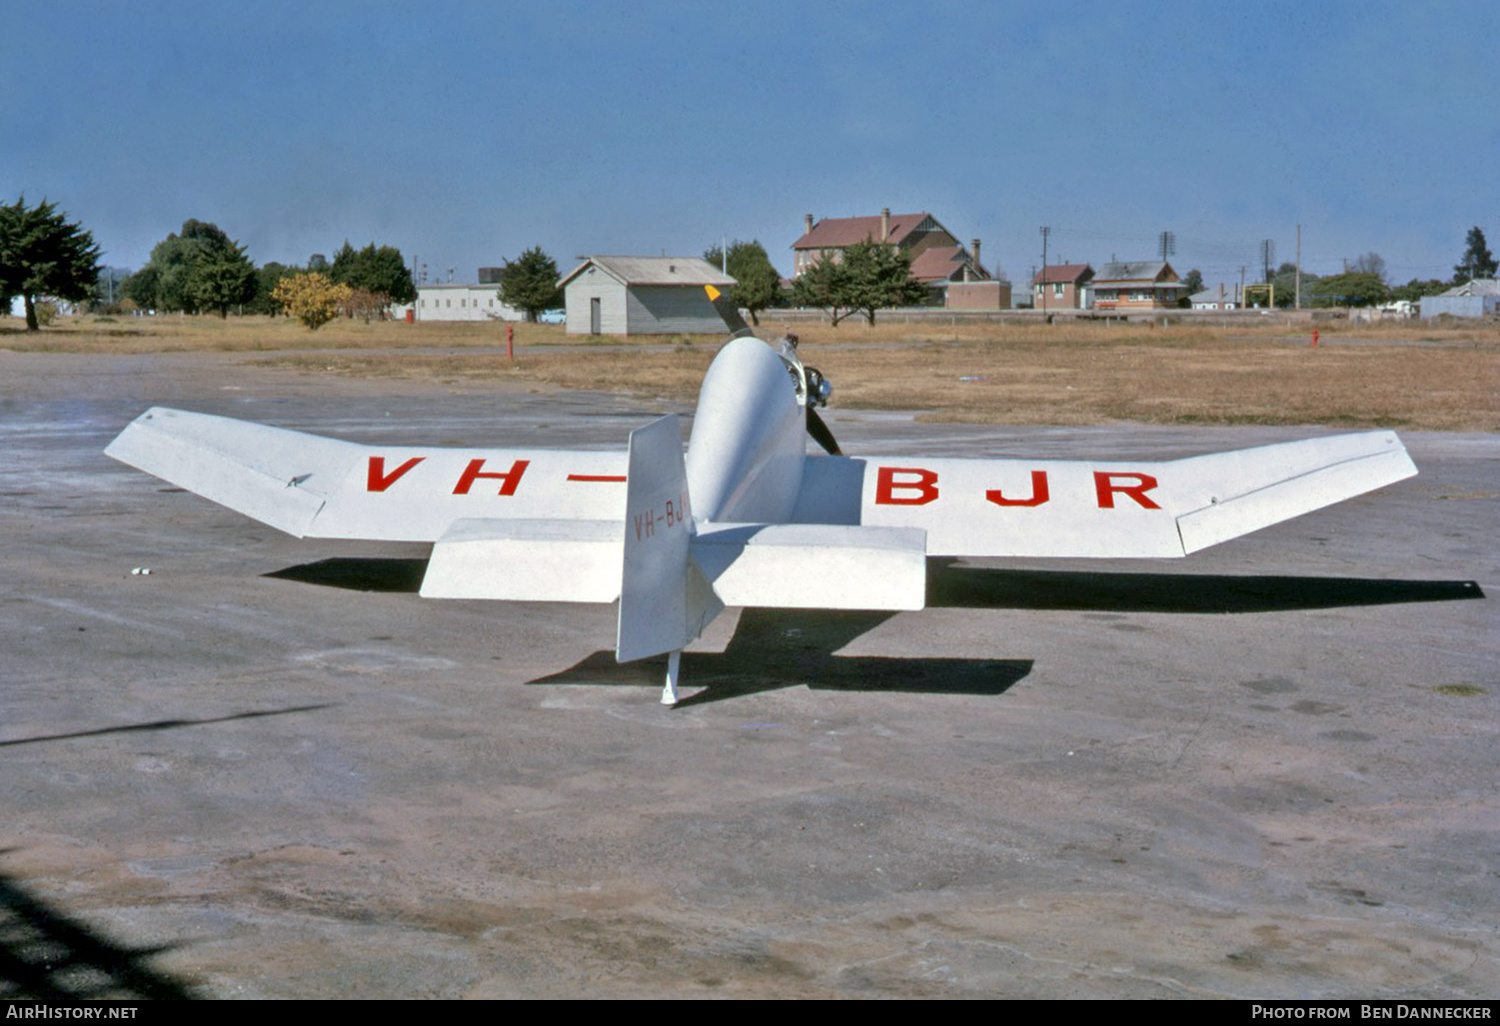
[
  {"x1": 266, "y1": 556, "x2": 1485, "y2": 614},
  {"x1": 265, "y1": 557, "x2": 427, "y2": 592},
  {"x1": 0, "y1": 705, "x2": 334, "y2": 749},
  {"x1": 528, "y1": 609, "x2": 1034, "y2": 708},
  {"x1": 0, "y1": 857, "x2": 197, "y2": 1000},
  {"x1": 266, "y1": 557, "x2": 1482, "y2": 707},
  {"x1": 925, "y1": 562, "x2": 1486, "y2": 614}
]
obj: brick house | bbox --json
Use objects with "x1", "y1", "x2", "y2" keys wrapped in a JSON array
[
  {"x1": 1090, "y1": 261, "x2": 1189, "y2": 311},
  {"x1": 792, "y1": 209, "x2": 987, "y2": 285},
  {"x1": 1031, "y1": 263, "x2": 1094, "y2": 310}
]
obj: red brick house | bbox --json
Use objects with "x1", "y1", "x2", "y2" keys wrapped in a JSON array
[
  {"x1": 1032, "y1": 263, "x2": 1094, "y2": 310},
  {"x1": 792, "y1": 209, "x2": 988, "y2": 285}
]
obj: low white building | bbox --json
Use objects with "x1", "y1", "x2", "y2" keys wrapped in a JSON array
[
  {"x1": 1421, "y1": 279, "x2": 1500, "y2": 319},
  {"x1": 1189, "y1": 286, "x2": 1238, "y2": 310},
  {"x1": 392, "y1": 283, "x2": 524, "y2": 322},
  {"x1": 559, "y1": 256, "x2": 734, "y2": 335}
]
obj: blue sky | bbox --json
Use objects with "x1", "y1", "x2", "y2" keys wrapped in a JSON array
[{"x1": 4, "y1": 0, "x2": 1496, "y2": 289}]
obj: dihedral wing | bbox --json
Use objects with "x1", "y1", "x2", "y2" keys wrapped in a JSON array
[{"x1": 107, "y1": 290, "x2": 1416, "y2": 703}]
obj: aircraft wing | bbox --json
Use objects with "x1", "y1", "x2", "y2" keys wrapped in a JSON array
[
  {"x1": 788, "y1": 430, "x2": 1416, "y2": 558},
  {"x1": 105, "y1": 406, "x2": 628, "y2": 543}
]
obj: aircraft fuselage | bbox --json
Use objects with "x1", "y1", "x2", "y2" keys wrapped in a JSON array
[{"x1": 684, "y1": 337, "x2": 806, "y2": 524}]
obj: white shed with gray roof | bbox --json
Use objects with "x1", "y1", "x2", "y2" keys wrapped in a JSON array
[
  {"x1": 559, "y1": 256, "x2": 736, "y2": 335},
  {"x1": 1421, "y1": 278, "x2": 1500, "y2": 319}
]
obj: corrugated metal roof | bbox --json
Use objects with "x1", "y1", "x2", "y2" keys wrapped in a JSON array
[
  {"x1": 558, "y1": 256, "x2": 735, "y2": 289},
  {"x1": 1189, "y1": 289, "x2": 1236, "y2": 304},
  {"x1": 1093, "y1": 260, "x2": 1179, "y2": 285},
  {"x1": 1441, "y1": 278, "x2": 1500, "y2": 297},
  {"x1": 793, "y1": 213, "x2": 931, "y2": 250}
]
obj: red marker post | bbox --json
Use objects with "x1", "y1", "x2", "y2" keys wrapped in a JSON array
[
  {"x1": 1311, "y1": 329, "x2": 1319, "y2": 348},
  {"x1": 507, "y1": 323, "x2": 514, "y2": 360}
]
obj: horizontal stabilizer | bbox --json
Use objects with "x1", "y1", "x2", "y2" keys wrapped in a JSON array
[
  {"x1": 693, "y1": 524, "x2": 927, "y2": 610},
  {"x1": 420, "y1": 519, "x2": 621, "y2": 601},
  {"x1": 105, "y1": 407, "x2": 360, "y2": 537},
  {"x1": 1173, "y1": 432, "x2": 1416, "y2": 554}
]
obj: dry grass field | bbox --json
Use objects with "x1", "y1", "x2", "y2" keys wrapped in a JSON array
[{"x1": 5, "y1": 312, "x2": 1497, "y2": 431}]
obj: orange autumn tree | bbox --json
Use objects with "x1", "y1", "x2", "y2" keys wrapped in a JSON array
[{"x1": 271, "y1": 272, "x2": 352, "y2": 330}]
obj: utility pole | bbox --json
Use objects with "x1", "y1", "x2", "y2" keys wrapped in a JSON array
[
  {"x1": 1040, "y1": 226, "x2": 1050, "y2": 315},
  {"x1": 1295, "y1": 225, "x2": 1302, "y2": 310}
]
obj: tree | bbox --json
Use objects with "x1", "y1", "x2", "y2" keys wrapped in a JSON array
[
  {"x1": 338, "y1": 288, "x2": 390, "y2": 323},
  {"x1": 271, "y1": 272, "x2": 351, "y2": 330},
  {"x1": 330, "y1": 241, "x2": 415, "y2": 305},
  {"x1": 191, "y1": 245, "x2": 256, "y2": 317},
  {"x1": 249, "y1": 261, "x2": 300, "y2": 315},
  {"x1": 1307, "y1": 271, "x2": 1388, "y2": 308},
  {"x1": 131, "y1": 219, "x2": 255, "y2": 315},
  {"x1": 0, "y1": 196, "x2": 103, "y2": 330},
  {"x1": 1269, "y1": 261, "x2": 1315, "y2": 308},
  {"x1": 838, "y1": 240, "x2": 929, "y2": 325},
  {"x1": 1178, "y1": 268, "x2": 1204, "y2": 307},
  {"x1": 122, "y1": 263, "x2": 162, "y2": 311},
  {"x1": 496, "y1": 246, "x2": 562, "y2": 322},
  {"x1": 140, "y1": 233, "x2": 200, "y2": 311},
  {"x1": 91, "y1": 266, "x2": 132, "y2": 312},
  {"x1": 791, "y1": 240, "x2": 927, "y2": 326},
  {"x1": 1391, "y1": 277, "x2": 1450, "y2": 303},
  {"x1": 790, "y1": 252, "x2": 857, "y2": 325},
  {"x1": 1453, "y1": 226, "x2": 1496, "y2": 283},
  {"x1": 702, "y1": 239, "x2": 783, "y2": 325},
  {"x1": 1349, "y1": 252, "x2": 1387, "y2": 281}
]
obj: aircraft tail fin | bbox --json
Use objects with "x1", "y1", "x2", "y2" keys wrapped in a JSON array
[{"x1": 615, "y1": 415, "x2": 723, "y2": 664}]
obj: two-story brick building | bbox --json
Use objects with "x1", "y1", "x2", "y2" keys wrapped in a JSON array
[{"x1": 791, "y1": 209, "x2": 987, "y2": 284}]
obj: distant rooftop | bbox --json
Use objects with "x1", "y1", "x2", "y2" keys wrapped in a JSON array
[
  {"x1": 1033, "y1": 263, "x2": 1093, "y2": 285},
  {"x1": 793, "y1": 212, "x2": 931, "y2": 250},
  {"x1": 559, "y1": 255, "x2": 735, "y2": 288},
  {"x1": 1440, "y1": 278, "x2": 1500, "y2": 297},
  {"x1": 909, "y1": 244, "x2": 987, "y2": 283},
  {"x1": 1094, "y1": 260, "x2": 1182, "y2": 285}
]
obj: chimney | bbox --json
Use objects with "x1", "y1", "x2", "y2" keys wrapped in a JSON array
[
  {"x1": 881, "y1": 208, "x2": 891, "y2": 242},
  {"x1": 804, "y1": 213, "x2": 814, "y2": 237},
  {"x1": 972, "y1": 238, "x2": 982, "y2": 272}
]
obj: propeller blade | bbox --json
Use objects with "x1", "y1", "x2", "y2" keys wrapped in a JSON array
[
  {"x1": 807, "y1": 405, "x2": 842, "y2": 456},
  {"x1": 704, "y1": 284, "x2": 754, "y2": 338}
]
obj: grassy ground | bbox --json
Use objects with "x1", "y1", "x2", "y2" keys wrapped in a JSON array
[{"x1": 5, "y1": 313, "x2": 1497, "y2": 431}]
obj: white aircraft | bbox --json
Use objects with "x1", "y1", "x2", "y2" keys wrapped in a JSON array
[{"x1": 107, "y1": 287, "x2": 1417, "y2": 705}]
